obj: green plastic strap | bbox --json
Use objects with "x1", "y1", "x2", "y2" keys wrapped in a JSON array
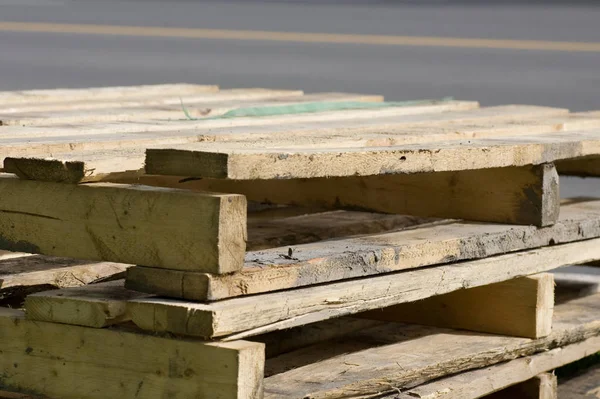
[{"x1": 180, "y1": 97, "x2": 454, "y2": 121}]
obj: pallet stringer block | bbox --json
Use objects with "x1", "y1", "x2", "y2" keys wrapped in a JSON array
[
  {"x1": 0, "y1": 308, "x2": 264, "y2": 399},
  {"x1": 138, "y1": 163, "x2": 560, "y2": 226},
  {"x1": 0, "y1": 174, "x2": 247, "y2": 273},
  {"x1": 358, "y1": 273, "x2": 554, "y2": 338}
]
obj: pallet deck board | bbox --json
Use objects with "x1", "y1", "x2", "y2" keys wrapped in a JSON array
[
  {"x1": 262, "y1": 291, "x2": 600, "y2": 398},
  {"x1": 126, "y1": 238, "x2": 600, "y2": 339},
  {"x1": 393, "y1": 338, "x2": 599, "y2": 399},
  {"x1": 127, "y1": 198, "x2": 600, "y2": 301}
]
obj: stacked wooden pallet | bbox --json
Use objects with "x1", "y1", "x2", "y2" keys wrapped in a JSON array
[{"x1": 0, "y1": 84, "x2": 600, "y2": 398}]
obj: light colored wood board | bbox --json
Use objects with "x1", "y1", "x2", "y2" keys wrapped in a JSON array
[
  {"x1": 142, "y1": 164, "x2": 560, "y2": 226},
  {"x1": 0, "y1": 88, "x2": 304, "y2": 114},
  {"x1": 127, "y1": 238, "x2": 600, "y2": 340},
  {"x1": 25, "y1": 280, "x2": 149, "y2": 327},
  {"x1": 0, "y1": 83, "x2": 218, "y2": 105},
  {"x1": 558, "y1": 364, "x2": 600, "y2": 399},
  {"x1": 0, "y1": 91, "x2": 379, "y2": 126},
  {"x1": 0, "y1": 100, "x2": 479, "y2": 140},
  {"x1": 0, "y1": 175, "x2": 247, "y2": 273},
  {"x1": 556, "y1": 155, "x2": 600, "y2": 176},
  {"x1": 0, "y1": 107, "x2": 584, "y2": 167},
  {"x1": 262, "y1": 293, "x2": 600, "y2": 398},
  {"x1": 393, "y1": 338, "x2": 599, "y2": 399},
  {"x1": 475, "y1": 373, "x2": 557, "y2": 399},
  {"x1": 125, "y1": 199, "x2": 600, "y2": 301},
  {"x1": 359, "y1": 273, "x2": 554, "y2": 339},
  {"x1": 0, "y1": 308, "x2": 264, "y2": 399},
  {"x1": 144, "y1": 129, "x2": 600, "y2": 180}
]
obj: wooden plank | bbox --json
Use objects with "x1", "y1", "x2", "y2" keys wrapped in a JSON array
[
  {"x1": 0, "y1": 88, "x2": 303, "y2": 114},
  {"x1": 126, "y1": 238, "x2": 600, "y2": 340},
  {"x1": 144, "y1": 164, "x2": 560, "y2": 226},
  {"x1": 0, "y1": 105, "x2": 580, "y2": 166},
  {"x1": 0, "y1": 175, "x2": 246, "y2": 273},
  {"x1": 262, "y1": 292, "x2": 600, "y2": 398},
  {"x1": 0, "y1": 92, "x2": 378, "y2": 126},
  {"x1": 25, "y1": 280, "x2": 148, "y2": 327},
  {"x1": 144, "y1": 129, "x2": 600, "y2": 180},
  {"x1": 393, "y1": 339, "x2": 599, "y2": 399},
  {"x1": 0, "y1": 254, "x2": 128, "y2": 306},
  {"x1": 486, "y1": 374, "x2": 557, "y2": 399},
  {"x1": 359, "y1": 273, "x2": 554, "y2": 339},
  {"x1": 125, "y1": 199, "x2": 600, "y2": 301},
  {"x1": 558, "y1": 364, "x2": 600, "y2": 399},
  {"x1": 0, "y1": 100, "x2": 479, "y2": 140},
  {"x1": 0, "y1": 308, "x2": 264, "y2": 399},
  {"x1": 0, "y1": 83, "x2": 218, "y2": 105}
]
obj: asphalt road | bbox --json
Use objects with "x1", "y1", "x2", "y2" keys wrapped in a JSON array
[
  {"x1": 1, "y1": 0, "x2": 599, "y2": 193},
  {"x1": 1, "y1": 0, "x2": 600, "y2": 110}
]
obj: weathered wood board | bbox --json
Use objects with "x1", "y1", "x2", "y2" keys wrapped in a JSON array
[
  {"x1": 480, "y1": 373, "x2": 557, "y2": 399},
  {"x1": 261, "y1": 292, "x2": 600, "y2": 398},
  {"x1": 144, "y1": 129, "x2": 600, "y2": 180},
  {"x1": 127, "y1": 238, "x2": 600, "y2": 339},
  {"x1": 360, "y1": 273, "x2": 554, "y2": 339},
  {"x1": 0, "y1": 308, "x2": 264, "y2": 399},
  {"x1": 0, "y1": 83, "x2": 218, "y2": 105},
  {"x1": 0, "y1": 175, "x2": 246, "y2": 273},
  {"x1": 393, "y1": 339, "x2": 596, "y2": 399},
  {"x1": 25, "y1": 280, "x2": 148, "y2": 327},
  {"x1": 558, "y1": 363, "x2": 600, "y2": 399},
  {"x1": 126, "y1": 198, "x2": 600, "y2": 301}
]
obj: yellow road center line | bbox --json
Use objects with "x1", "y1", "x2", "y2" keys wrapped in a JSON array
[{"x1": 2, "y1": 21, "x2": 600, "y2": 53}]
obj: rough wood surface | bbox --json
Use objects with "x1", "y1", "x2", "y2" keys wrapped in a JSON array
[
  {"x1": 126, "y1": 199, "x2": 600, "y2": 301},
  {"x1": 0, "y1": 255, "x2": 128, "y2": 305},
  {"x1": 127, "y1": 238, "x2": 600, "y2": 339},
  {"x1": 0, "y1": 83, "x2": 218, "y2": 105},
  {"x1": 0, "y1": 91, "x2": 381, "y2": 127},
  {"x1": 392, "y1": 338, "x2": 599, "y2": 399},
  {"x1": 0, "y1": 175, "x2": 246, "y2": 273},
  {"x1": 359, "y1": 273, "x2": 554, "y2": 339},
  {"x1": 25, "y1": 280, "x2": 148, "y2": 327},
  {"x1": 143, "y1": 129, "x2": 600, "y2": 180},
  {"x1": 0, "y1": 308, "x2": 264, "y2": 399},
  {"x1": 131, "y1": 164, "x2": 561, "y2": 226},
  {"x1": 262, "y1": 292, "x2": 600, "y2": 399}
]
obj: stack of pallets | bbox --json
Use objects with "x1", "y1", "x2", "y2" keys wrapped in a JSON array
[{"x1": 0, "y1": 84, "x2": 599, "y2": 398}]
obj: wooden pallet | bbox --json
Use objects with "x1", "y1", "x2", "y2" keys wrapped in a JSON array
[
  {"x1": 1, "y1": 84, "x2": 600, "y2": 398},
  {"x1": 0, "y1": 265, "x2": 597, "y2": 398}
]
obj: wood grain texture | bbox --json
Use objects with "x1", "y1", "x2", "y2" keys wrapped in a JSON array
[
  {"x1": 359, "y1": 273, "x2": 554, "y2": 339},
  {"x1": 127, "y1": 238, "x2": 600, "y2": 340},
  {"x1": 0, "y1": 175, "x2": 246, "y2": 273},
  {"x1": 262, "y1": 292, "x2": 600, "y2": 398},
  {"x1": 393, "y1": 338, "x2": 597, "y2": 399},
  {"x1": 486, "y1": 373, "x2": 557, "y2": 399},
  {"x1": 0, "y1": 308, "x2": 264, "y2": 399},
  {"x1": 0, "y1": 91, "x2": 380, "y2": 127},
  {"x1": 140, "y1": 164, "x2": 561, "y2": 226},
  {"x1": 0, "y1": 83, "x2": 218, "y2": 105},
  {"x1": 24, "y1": 280, "x2": 148, "y2": 327},
  {"x1": 125, "y1": 199, "x2": 600, "y2": 301}
]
